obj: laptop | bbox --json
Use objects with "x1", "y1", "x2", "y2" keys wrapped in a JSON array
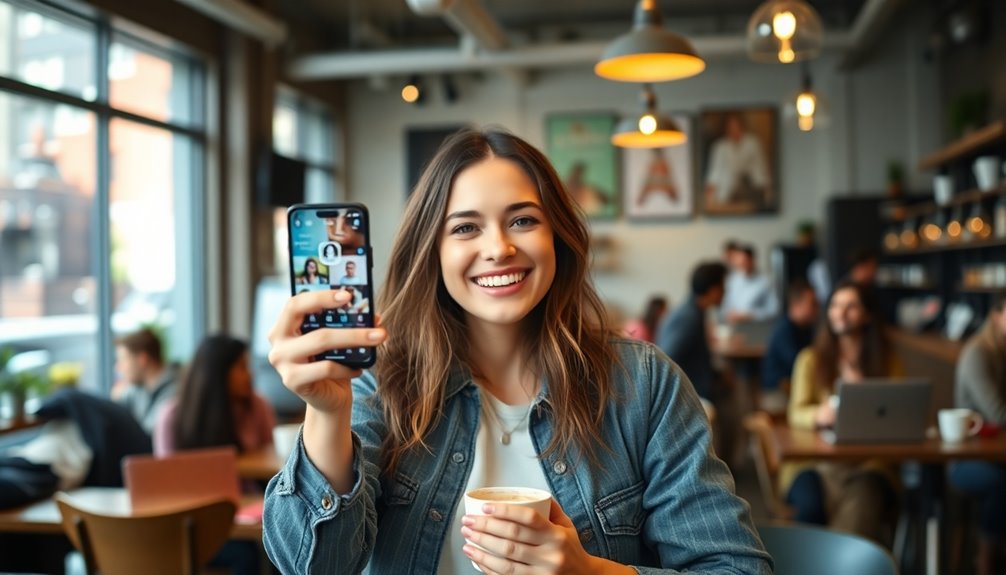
[
  {"x1": 123, "y1": 446, "x2": 241, "y2": 514},
  {"x1": 827, "y1": 378, "x2": 932, "y2": 444}
]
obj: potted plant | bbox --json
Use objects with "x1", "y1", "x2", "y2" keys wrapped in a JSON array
[
  {"x1": 887, "y1": 160, "x2": 905, "y2": 198},
  {"x1": 0, "y1": 349, "x2": 50, "y2": 422}
]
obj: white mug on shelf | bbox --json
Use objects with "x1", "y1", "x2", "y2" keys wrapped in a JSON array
[
  {"x1": 933, "y1": 175, "x2": 953, "y2": 205},
  {"x1": 973, "y1": 156, "x2": 1001, "y2": 191},
  {"x1": 937, "y1": 408, "x2": 983, "y2": 443}
]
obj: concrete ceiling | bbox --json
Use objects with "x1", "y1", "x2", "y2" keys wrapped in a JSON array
[{"x1": 280, "y1": 0, "x2": 868, "y2": 50}]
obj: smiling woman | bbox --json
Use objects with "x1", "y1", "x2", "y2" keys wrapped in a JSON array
[{"x1": 262, "y1": 128, "x2": 772, "y2": 575}]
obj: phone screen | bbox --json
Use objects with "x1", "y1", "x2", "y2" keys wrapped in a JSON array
[{"x1": 287, "y1": 203, "x2": 375, "y2": 367}]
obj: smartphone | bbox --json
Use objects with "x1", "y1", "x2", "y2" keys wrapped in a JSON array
[{"x1": 287, "y1": 203, "x2": 376, "y2": 368}]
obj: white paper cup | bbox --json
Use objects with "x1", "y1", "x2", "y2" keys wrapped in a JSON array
[
  {"x1": 933, "y1": 175, "x2": 954, "y2": 205},
  {"x1": 974, "y1": 156, "x2": 1001, "y2": 191},
  {"x1": 272, "y1": 423, "x2": 301, "y2": 460},
  {"x1": 463, "y1": 487, "x2": 551, "y2": 572},
  {"x1": 937, "y1": 408, "x2": 983, "y2": 443}
]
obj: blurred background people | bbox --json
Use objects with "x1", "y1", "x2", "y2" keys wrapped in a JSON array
[
  {"x1": 722, "y1": 244, "x2": 779, "y2": 324},
  {"x1": 761, "y1": 280, "x2": 819, "y2": 413},
  {"x1": 153, "y1": 335, "x2": 275, "y2": 456},
  {"x1": 111, "y1": 328, "x2": 176, "y2": 436},
  {"x1": 784, "y1": 280, "x2": 902, "y2": 543},
  {"x1": 949, "y1": 291, "x2": 1006, "y2": 575},
  {"x1": 623, "y1": 295, "x2": 668, "y2": 344}
]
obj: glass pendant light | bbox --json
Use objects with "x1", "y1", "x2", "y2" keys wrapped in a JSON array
[
  {"x1": 612, "y1": 84, "x2": 686, "y2": 148},
  {"x1": 747, "y1": 0, "x2": 823, "y2": 64},
  {"x1": 783, "y1": 66, "x2": 829, "y2": 131},
  {"x1": 596, "y1": 0, "x2": 705, "y2": 83}
]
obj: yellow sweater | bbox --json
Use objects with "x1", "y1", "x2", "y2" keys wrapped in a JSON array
[{"x1": 780, "y1": 348, "x2": 905, "y2": 492}]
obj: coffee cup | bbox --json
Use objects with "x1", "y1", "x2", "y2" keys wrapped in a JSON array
[
  {"x1": 973, "y1": 156, "x2": 1001, "y2": 191},
  {"x1": 937, "y1": 408, "x2": 983, "y2": 443},
  {"x1": 463, "y1": 487, "x2": 551, "y2": 571},
  {"x1": 933, "y1": 175, "x2": 953, "y2": 205},
  {"x1": 272, "y1": 423, "x2": 301, "y2": 460}
]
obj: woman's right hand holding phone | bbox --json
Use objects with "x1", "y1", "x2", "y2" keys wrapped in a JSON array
[{"x1": 267, "y1": 289, "x2": 387, "y2": 491}]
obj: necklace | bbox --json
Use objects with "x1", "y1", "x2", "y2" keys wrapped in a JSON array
[{"x1": 481, "y1": 394, "x2": 534, "y2": 446}]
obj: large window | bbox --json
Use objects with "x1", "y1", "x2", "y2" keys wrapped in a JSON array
[
  {"x1": 271, "y1": 87, "x2": 338, "y2": 272},
  {"x1": 0, "y1": 0, "x2": 205, "y2": 394}
]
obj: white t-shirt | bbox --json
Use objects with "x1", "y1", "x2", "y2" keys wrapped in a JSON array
[
  {"x1": 705, "y1": 133, "x2": 770, "y2": 204},
  {"x1": 436, "y1": 393, "x2": 551, "y2": 574}
]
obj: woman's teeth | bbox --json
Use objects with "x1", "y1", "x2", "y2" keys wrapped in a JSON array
[{"x1": 475, "y1": 271, "x2": 527, "y2": 287}]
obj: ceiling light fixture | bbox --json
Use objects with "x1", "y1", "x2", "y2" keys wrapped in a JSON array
[
  {"x1": 784, "y1": 65, "x2": 829, "y2": 131},
  {"x1": 612, "y1": 84, "x2": 686, "y2": 148},
  {"x1": 595, "y1": 0, "x2": 705, "y2": 83},
  {"x1": 401, "y1": 75, "x2": 422, "y2": 103},
  {"x1": 747, "y1": 0, "x2": 823, "y2": 64}
]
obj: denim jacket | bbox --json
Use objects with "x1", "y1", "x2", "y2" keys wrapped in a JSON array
[{"x1": 263, "y1": 339, "x2": 772, "y2": 574}]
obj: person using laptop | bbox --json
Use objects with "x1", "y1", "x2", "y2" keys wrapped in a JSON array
[
  {"x1": 782, "y1": 280, "x2": 903, "y2": 543},
  {"x1": 949, "y1": 291, "x2": 1006, "y2": 575}
]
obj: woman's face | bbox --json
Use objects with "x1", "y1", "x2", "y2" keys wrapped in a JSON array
[
  {"x1": 228, "y1": 352, "x2": 253, "y2": 400},
  {"x1": 827, "y1": 287, "x2": 868, "y2": 336},
  {"x1": 439, "y1": 157, "x2": 556, "y2": 329},
  {"x1": 306, "y1": 259, "x2": 317, "y2": 274},
  {"x1": 326, "y1": 214, "x2": 364, "y2": 249}
]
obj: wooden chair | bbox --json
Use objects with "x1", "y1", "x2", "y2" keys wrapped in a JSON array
[
  {"x1": 743, "y1": 411, "x2": 793, "y2": 519},
  {"x1": 56, "y1": 493, "x2": 236, "y2": 575},
  {"x1": 758, "y1": 522, "x2": 898, "y2": 575}
]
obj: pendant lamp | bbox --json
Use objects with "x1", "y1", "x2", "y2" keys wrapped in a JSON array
[
  {"x1": 595, "y1": 0, "x2": 705, "y2": 83},
  {"x1": 612, "y1": 84, "x2": 686, "y2": 148},
  {"x1": 747, "y1": 0, "x2": 823, "y2": 64},
  {"x1": 783, "y1": 67, "x2": 829, "y2": 131}
]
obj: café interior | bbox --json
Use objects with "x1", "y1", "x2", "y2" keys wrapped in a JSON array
[{"x1": 0, "y1": 0, "x2": 1005, "y2": 573}]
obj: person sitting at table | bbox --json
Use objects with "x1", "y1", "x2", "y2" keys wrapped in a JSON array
[
  {"x1": 153, "y1": 335, "x2": 275, "y2": 456},
  {"x1": 722, "y1": 244, "x2": 779, "y2": 325},
  {"x1": 110, "y1": 327, "x2": 177, "y2": 436},
  {"x1": 948, "y1": 291, "x2": 1006, "y2": 575},
  {"x1": 784, "y1": 280, "x2": 903, "y2": 543},
  {"x1": 760, "y1": 280, "x2": 819, "y2": 413},
  {"x1": 623, "y1": 295, "x2": 668, "y2": 344},
  {"x1": 263, "y1": 129, "x2": 771, "y2": 574}
]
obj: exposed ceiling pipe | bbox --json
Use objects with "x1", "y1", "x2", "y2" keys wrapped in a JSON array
[
  {"x1": 406, "y1": 0, "x2": 508, "y2": 50},
  {"x1": 288, "y1": 33, "x2": 854, "y2": 81},
  {"x1": 839, "y1": 0, "x2": 909, "y2": 69},
  {"x1": 175, "y1": 0, "x2": 287, "y2": 47}
]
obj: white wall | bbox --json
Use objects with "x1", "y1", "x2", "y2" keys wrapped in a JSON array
[{"x1": 343, "y1": 9, "x2": 941, "y2": 320}]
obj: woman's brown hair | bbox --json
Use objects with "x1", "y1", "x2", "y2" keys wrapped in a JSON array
[
  {"x1": 374, "y1": 128, "x2": 617, "y2": 474},
  {"x1": 812, "y1": 280, "x2": 893, "y2": 392}
]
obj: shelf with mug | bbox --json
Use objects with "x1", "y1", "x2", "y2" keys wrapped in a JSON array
[
  {"x1": 918, "y1": 120, "x2": 1006, "y2": 170},
  {"x1": 884, "y1": 236, "x2": 1006, "y2": 256},
  {"x1": 895, "y1": 185, "x2": 1006, "y2": 221}
]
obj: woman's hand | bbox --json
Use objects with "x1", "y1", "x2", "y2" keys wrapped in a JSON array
[
  {"x1": 814, "y1": 402, "x2": 836, "y2": 428},
  {"x1": 460, "y1": 499, "x2": 633, "y2": 575},
  {"x1": 267, "y1": 289, "x2": 386, "y2": 416}
]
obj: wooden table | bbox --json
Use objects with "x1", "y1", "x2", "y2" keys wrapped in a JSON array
[
  {"x1": 0, "y1": 487, "x2": 262, "y2": 540},
  {"x1": 771, "y1": 426, "x2": 1006, "y2": 463},
  {"x1": 715, "y1": 336, "x2": 766, "y2": 360},
  {"x1": 769, "y1": 424, "x2": 1006, "y2": 575},
  {"x1": 237, "y1": 448, "x2": 284, "y2": 480}
]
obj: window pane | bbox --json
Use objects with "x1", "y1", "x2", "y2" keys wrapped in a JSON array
[
  {"x1": 0, "y1": 92, "x2": 99, "y2": 396},
  {"x1": 273, "y1": 103, "x2": 298, "y2": 157},
  {"x1": 305, "y1": 167, "x2": 333, "y2": 203},
  {"x1": 0, "y1": 1, "x2": 98, "y2": 100},
  {"x1": 109, "y1": 119, "x2": 199, "y2": 362},
  {"x1": 108, "y1": 37, "x2": 199, "y2": 126},
  {"x1": 301, "y1": 108, "x2": 332, "y2": 165}
]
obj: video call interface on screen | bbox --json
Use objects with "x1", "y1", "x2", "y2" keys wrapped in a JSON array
[{"x1": 289, "y1": 207, "x2": 372, "y2": 362}]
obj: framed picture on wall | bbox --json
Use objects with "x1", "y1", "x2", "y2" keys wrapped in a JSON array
[
  {"x1": 622, "y1": 113, "x2": 694, "y2": 220},
  {"x1": 698, "y1": 107, "x2": 778, "y2": 215},
  {"x1": 545, "y1": 112, "x2": 619, "y2": 219}
]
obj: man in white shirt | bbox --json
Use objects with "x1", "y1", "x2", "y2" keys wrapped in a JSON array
[
  {"x1": 704, "y1": 113, "x2": 771, "y2": 209},
  {"x1": 337, "y1": 261, "x2": 365, "y2": 286},
  {"x1": 723, "y1": 245, "x2": 779, "y2": 324}
]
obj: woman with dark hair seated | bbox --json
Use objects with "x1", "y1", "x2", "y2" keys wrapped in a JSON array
[{"x1": 154, "y1": 335, "x2": 275, "y2": 456}]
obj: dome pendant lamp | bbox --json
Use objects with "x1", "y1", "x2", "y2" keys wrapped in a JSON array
[
  {"x1": 747, "y1": 0, "x2": 823, "y2": 64},
  {"x1": 612, "y1": 84, "x2": 686, "y2": 148},
  {"x1": 595, "y1": 0, "x2": 705, "y2": 83}
]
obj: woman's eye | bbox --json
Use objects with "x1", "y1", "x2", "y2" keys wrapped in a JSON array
[
  {"x1": 451, "y1": 223, "x2": 477, "y2": 235},
  {"x1": 512, "y1": 216, "x2": 538, "y2": 228}
]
